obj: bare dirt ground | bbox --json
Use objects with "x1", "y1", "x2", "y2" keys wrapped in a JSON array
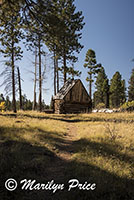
[
  {"x1": 46, "y1": 123, "x2": 78, "y2": 181},
  {"x1": 57, "y1": 123, "x2": 77, "y2": 160}
]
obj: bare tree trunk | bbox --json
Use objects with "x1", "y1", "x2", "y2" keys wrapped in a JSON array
[
  {"x1": 63, "y1": 37, "x2": 67, "y2": 84},
  {"x1": 54, "y1": 51, "x2": 56, "y2": 95},
  {"x1": 33, "y1": 48, "x2": 37, "y2": 110},
  {"x1": 11, "y1": 31, "x2": 16, "y2": 113},
  {"x1": 56, "y1": 57, "x2": 59, "y2": 93},
  {"x1": 38, "y1": 36, "x2": 42, "y2": 112},
  {"x1": 17, "y1": 67, "x2": 22, "y2": 110}
]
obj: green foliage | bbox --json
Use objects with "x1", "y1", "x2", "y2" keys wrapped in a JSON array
[
  {"x1": 84, "y1": 49, "x2": 96, "y2": 68},
  {"x1": 109, "y1": 71, "x2": 126, "y2": 108},
  {"x1": 84, "y1": 49, "x2": 101, "y2": 98},
  {"x1": 44, "y1": 0, "x2": 84, "y2": 82},
  {"x1": 120, "y1": 79, "x2": 126, "y2": 104},
  {"x1": 0, "y1": 94, "x2": 12, "y2": 111},
  {"x1": 63, "y1": 66, "x2": 81, "y2": 79},
  {"x1": 128, "y1": 68, "x2": 134, "y2": 101},
  {"x1": 0, "y1": 1, "x2": 24, "y2": 113},
  {"x1": 94, "y1": 67, "x2": 109, "y2": 108},
  {"x1": 95, "y1": 102, "x2": 105, "y2": 109},
  {"x1": 5, "y1": 96, "x2": 12, "y2": 110},
  {"x1": 0, "y1": 2, "x2": 24, "y2": 60},
  {"x1": 121, "y1": 101, "x2": 134, "y2": 111},
  {"x1": 20, "y1": 94, "x2": 32, "y2": 110}
]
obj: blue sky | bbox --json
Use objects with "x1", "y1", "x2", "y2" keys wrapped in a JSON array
[
  {"x1": 75, "y1": 0, "x2": 134, "y2": 95},
  {"x1": 0, "y1": 0, "x2": 134, "y2": 104}
]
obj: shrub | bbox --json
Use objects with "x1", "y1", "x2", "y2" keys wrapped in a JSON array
[
  {"x1": 121, "y1": 101, "x2": 134, "y2": 112},
  {"x1": 95, "y1": 103, "x2": 105, "y2": 109},
  {"x1": 0, "y1": 101, "x2": 5, "y2": 112}
]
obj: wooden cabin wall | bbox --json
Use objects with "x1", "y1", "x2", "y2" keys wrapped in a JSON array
[
  {"x1": 64, "y1": 80, "x2": 90, "y2": 103},
  {"x1": 63, "y1": 102, "x2": 91, "y2": 113}
]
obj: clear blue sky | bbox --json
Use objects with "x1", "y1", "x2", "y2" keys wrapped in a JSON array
[
  {"x1": 0, "y1": 0, "x2": 134, "y2": 104},
  {"x1": 75, "y1": 0, "x2": 134, "y2": 96}
]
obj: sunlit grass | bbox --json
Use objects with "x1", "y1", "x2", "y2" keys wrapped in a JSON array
[
  {"x1": 0, "y1": 111, "x2": 134, "y2": 199},
  {"x1": 72, "y1": 119, "x2": 134, "y2": 180}
]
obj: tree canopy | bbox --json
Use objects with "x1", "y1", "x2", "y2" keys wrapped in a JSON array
[{"x1": 128, "y1": 68, "x2": 134, "y2": 101}]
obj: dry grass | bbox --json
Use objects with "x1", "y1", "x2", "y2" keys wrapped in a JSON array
[
  {"x1": 0, "y1": 111, "x2": 134, "y2": 200},
  {"x1": 73, "y1": 121, "x2": 134, "y2": 177}
]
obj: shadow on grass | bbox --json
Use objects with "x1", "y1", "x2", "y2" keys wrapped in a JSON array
[
  {"x1": 72, "y1": 138, "x2": 134, "y2": 165},
  {"x1": 0, "y1": 125, "x2": 134, "y2": 200},
  {"x1": 1, "y1": 112, "x2": 134, "y2": 124}
]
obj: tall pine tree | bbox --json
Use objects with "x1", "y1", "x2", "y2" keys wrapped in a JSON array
[
  {"x1": 94, "y1": 67, "x2": 109, "y2": 108},
  {"x1": 44, "y1": 0, "x2": 84, "y2": 84},
  {"x1": 84, "y1": 49, "x2": 101, "y2": 100},
  {"x1": 109, "y1": 71, "x2": 126, "y2": 108},
  {"x1": 128, "y1": 68, "x2": 134, "y2": 101},
  {"x1": 0, "y1": 2, "x2": 23, "y2": 112}
]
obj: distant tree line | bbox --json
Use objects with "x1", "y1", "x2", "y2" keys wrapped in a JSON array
[
  {"x1": 84, "y1": 49, "x2": 134, "y2": 109},
  {"x1": 0, "y1": 93, "x2": 49, "y2": 111}
]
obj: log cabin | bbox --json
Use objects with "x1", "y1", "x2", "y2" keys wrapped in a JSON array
[{"x1": 53, "y1": 79, "x2": 91, "y2": 114}]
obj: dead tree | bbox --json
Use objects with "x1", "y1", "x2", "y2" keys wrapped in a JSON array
[
  {"x1": 38, "y1": 35, "x2": 42, "y2": 112},
  {"x1": 33, "y1": 48, "x2": 37, "y2": 110},
  {"x1": 17, "y1": 67, "x2": 23, "y2": 110},
  {"x1": 56, "y1": 57, "x2": 59, "y2": 93}
]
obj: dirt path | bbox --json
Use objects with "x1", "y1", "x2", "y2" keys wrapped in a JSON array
[
  {"x1": 56, "y1": 123, "x2": 78, "y2": 161},
  {"x1": 46, "y1": 123, "x2": 78, "y2": 181}
]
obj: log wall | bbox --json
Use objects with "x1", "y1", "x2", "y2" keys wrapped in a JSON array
[{"x1": 65, "y1": 80, "x2": 90, "y2": 103}]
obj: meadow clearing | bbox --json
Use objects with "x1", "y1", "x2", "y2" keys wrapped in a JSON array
[{"x1": 0, "y1": 111, "x2": 134, "y2": 200}]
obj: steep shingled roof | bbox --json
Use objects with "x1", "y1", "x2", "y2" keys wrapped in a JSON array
[{"x1": 53, "y1": 79, "x2": 79, "y2": 100}]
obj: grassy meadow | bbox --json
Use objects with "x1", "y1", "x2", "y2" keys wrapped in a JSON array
[{"x1": 0, "y1": 111, "x2": 134, "y2": 200}]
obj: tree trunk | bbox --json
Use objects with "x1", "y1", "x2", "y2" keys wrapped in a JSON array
[
  {"x1": 38, "y1": 36, "x2": 42, "y2": 112},
  {"x1": 89, "y1": 73, "x2": 92, "y2": 108},
  {"x1": 54, "y1": 51, "x2": 56, "y2": 95},
  {"x1": 56, "y1": 57, "x2": 59, "y2": 93},
  {"x1": 89, "y1": 73, "x2": 92, "y2": 98},
  {"x1": 63, "y1": 53, "x2": 67, "y2": 83},
  {"x1": 33, "y1": 48, "x2": 37, "y2": 110},
  {"x1": 63, "y1": 37, "x2": 67, "y2": 84},
  {"x1": 11, "y1": 34, "x2": 16, "y2": 113},
  {"x1": 17, "y1": 67, "x2": 22, "y2": 110},
  {"x1": 106, "y1": 91, "x2": 109, "y2": 108}
]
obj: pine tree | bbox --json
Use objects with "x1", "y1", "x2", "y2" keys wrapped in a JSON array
[
  {"x1": 60, "y1": 0, "x2": 84, "y2": 83},
  {"x1": 84, "y1": 49, "x2": 101, "y2": 100},
  {"x1": 109, "y1": 71, "x2": 126, "y2": 108},
  {"x1": 128, "y1": 68, "x2": 134, "y2": 101},
  {"x1": 5, "y1": 95, "x2": 12, "y2": 110},
  {"x1": 103, "y1": 79, "x2": 110, "y2": 108},
  {"x1": 44, "y1": 0, "x2": 84, "y2": 84},
  {"x1": 94, "y1": 67, "x2": 109, "y2": 108},
  {"x1": 121, "y1": 79, "x2": 126, "y2": 104},
  {"x1": 0, "y1": 2, "x2": 23, "y2": 112},
  {"x1": 0, "y1": 0, "x2": 51, "y2": 26}
]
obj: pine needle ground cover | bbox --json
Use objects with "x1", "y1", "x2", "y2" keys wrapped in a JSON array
[{"x1": 0, "y1": 111, "x2": 134, "y2": 200}]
